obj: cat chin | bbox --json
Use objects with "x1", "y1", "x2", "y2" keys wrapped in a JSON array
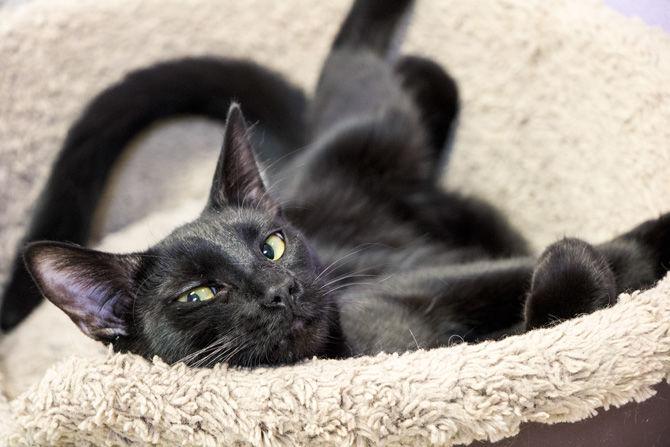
[{"x1": 253, "y1": 316, "x2": 331, "y2": 366}]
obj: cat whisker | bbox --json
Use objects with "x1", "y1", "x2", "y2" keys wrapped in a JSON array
[
  {"x1": 207, "y1": 339, "x2": 252, "y2": 367},
  {"x1": 193, "y1": 335, "x2": 249, "y2": 367},
  {"x1": 318, "y1": 273, "x2": 376, "y2": 290},
  {"x1": 181, "y1": 336, "x2": 236, "y2": 363},
  {"x1": 312, "y1": 244, "x2": 379, "y2": 284},
  {"x1": 408, "y1": 328, "x2": 420, "y2": 350},
  {"x1": 178, "y1": 341, "x2": 229, "y2": 366},
  {"x1": 175, "y1": 332, "x2": 244, "y2": 365},
  {"x1": 322, "y1": 281, "x2": 380, "y2": 296}
]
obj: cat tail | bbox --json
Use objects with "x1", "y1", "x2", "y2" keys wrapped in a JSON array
[{"x1": 0, "y1": 57, "x2": 306, "y2": 331}]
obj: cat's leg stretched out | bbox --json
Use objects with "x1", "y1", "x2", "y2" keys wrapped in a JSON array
[
  {"x1": 340, "y1": 213, "x2": 670, "y2": 354},
  {"x1": 339, "y1": 257, "x2": 535, "y2": 354}
]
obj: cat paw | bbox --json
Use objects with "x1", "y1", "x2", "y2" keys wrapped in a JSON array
[
  {"x1": 394, "y1": 55, "x2": 459, "y2": 157},
  {"x1": 524, "y1": 238, "x2": 616, "y2": 330}
]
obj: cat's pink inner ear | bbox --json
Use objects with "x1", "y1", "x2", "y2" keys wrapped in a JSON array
[{"x1": 24, "y1": 242, "x2": 139, "y2": 341}]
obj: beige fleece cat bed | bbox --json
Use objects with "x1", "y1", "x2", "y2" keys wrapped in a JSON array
[{"x1": 1, "y1": 0, "x2": 669, "y2": 445}]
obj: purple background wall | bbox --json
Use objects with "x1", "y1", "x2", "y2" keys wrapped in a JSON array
[{"x1": 605, "y1": 0, "x2": 670, "y2": 33}]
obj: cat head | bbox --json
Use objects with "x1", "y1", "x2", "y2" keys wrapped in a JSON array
[{"x1": 24, "y1": 105, "x2": 338, "y2": 367}]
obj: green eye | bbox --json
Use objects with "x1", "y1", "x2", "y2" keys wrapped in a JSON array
[
  {"x1": 177, "y1": 286, "x2": 217, "y2": 303},
  {"x1": 261, "y1": 232, "x2": 286, "y2": 261}
]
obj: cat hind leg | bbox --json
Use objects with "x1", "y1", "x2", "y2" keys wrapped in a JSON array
[{"x1": 394, "y1": 55, "x2": 459, "y2": 172}]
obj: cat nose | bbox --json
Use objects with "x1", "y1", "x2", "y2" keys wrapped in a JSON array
[{"x1": 261, "y1": 279, "x2": 301, "y2": 308}]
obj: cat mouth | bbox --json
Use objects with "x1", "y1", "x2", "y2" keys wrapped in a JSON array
[
  {"x1": 291, "y1": 317, "x2": 307, "y2": 332},
  {"x1": 240, "y1": 290, "x2": 329, "y2": 365},
  {"x1": 259, "y1": 314, "x2": 324, "y2": 364},
  {"x1": 279, "y1": 310, "x2": 312, "y2": 336}
]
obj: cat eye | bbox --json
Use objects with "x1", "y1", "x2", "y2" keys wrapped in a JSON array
[
  {"x1": 261, "y1": 232, "x2": 286, "y2": 261},
  {"x1": 177, "y1": 285, "x2": 218, "y2": 303}
]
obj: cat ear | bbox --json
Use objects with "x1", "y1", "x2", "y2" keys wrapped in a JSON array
[
  {"x1": 23, "y1": 242, "x2": 141, "y2": 342},
  {"x1": 208, "y1": 104, "x2": 279, "y2": 214}
]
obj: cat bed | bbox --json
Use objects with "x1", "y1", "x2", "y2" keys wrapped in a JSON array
[{"x1": 1, "y1": 0, "x2": 669, "y2": 445}]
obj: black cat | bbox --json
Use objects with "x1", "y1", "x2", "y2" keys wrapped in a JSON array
[{"x1": 1, "y1": 0, "x2": 669, "y2": 368}]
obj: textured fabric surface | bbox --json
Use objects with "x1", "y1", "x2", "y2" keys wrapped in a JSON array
[
  {"x1": 4, "y1": 278, "x2": 670, "y2": 446},
  {"x1": 1, "y1": 0, "x2": 669, "y2": 445}
]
